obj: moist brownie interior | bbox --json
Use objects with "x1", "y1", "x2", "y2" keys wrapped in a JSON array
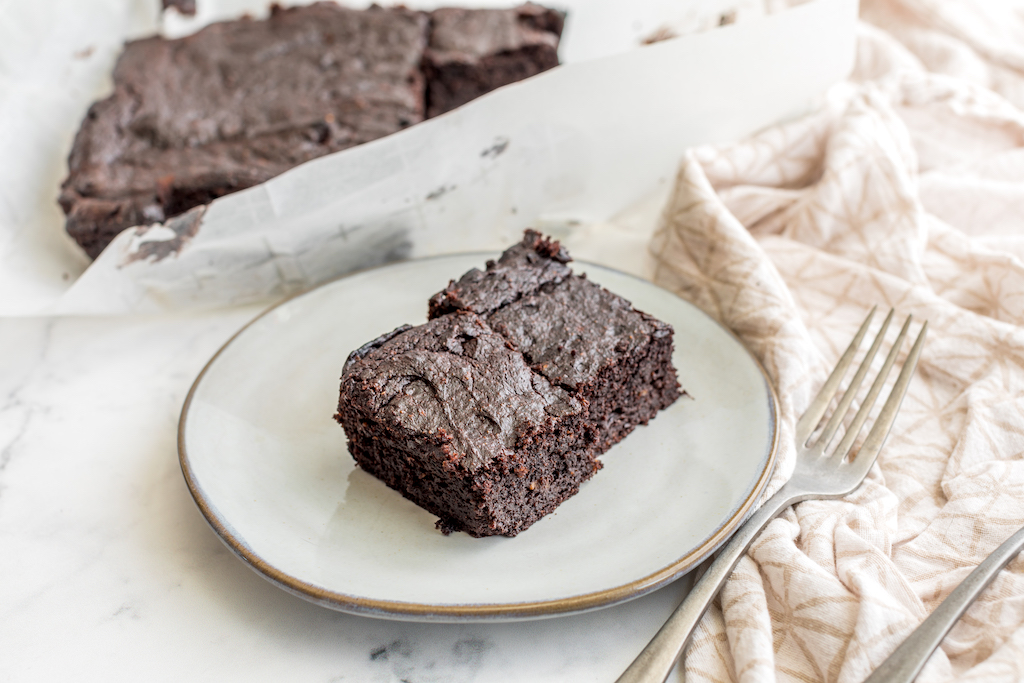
[{"x1": 336, "y1": 230, "x2": 681, "y2": 537}]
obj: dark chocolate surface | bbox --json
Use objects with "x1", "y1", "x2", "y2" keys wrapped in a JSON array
[
  {"x1": 427, "y1": 229, "x2": 571, "y2": 319},
  {"x1": 61, "y1": 4, "x2": 563, "y2": 259},
  {"x1": 340, "y1": 312, "x2": 581, "y2": 471},
  {"x1": 488, "y1": 274, "x2": 670, "y2": 390}
]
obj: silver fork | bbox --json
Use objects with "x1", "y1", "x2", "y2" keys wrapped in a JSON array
[
  {"x1": 616, "y1": 307, "x2": 928, "y2": 683},
  {"x1": 862, "y1": 520, "x2": 1024, "y2": 683}
]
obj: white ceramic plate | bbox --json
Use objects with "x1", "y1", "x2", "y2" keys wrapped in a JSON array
[{"x1": 179, "y1": 255, "x2": 778, "y2": 622}]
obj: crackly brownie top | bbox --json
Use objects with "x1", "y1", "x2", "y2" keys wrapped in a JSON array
[
  {"x1": 427, "y1": 229, "x2": 572, "y2": 319},
  {"x1": 488, "y1": 275, "x2": 673, "y2": 390},
  {"x1": 340, "y1": 312, "x2": 581, "y2": 471}
]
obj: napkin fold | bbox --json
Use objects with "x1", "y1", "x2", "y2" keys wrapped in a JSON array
[{"x1": 647, "y1": 3, "x2": 1024, "y2": 681}]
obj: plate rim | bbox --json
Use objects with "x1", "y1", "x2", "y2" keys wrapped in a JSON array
[{"x1": 178, "y1": 253, "x2": 780, "y2": 621}]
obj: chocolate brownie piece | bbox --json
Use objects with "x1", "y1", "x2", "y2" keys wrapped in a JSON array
[
  {"x1": 435, "y1": 231, "x2": 680, "y2": 453},
  {"x1": 335, "y1": 312, "x2": 598, "y2": 538},
  {"x1": 60, "y1": 4, "x2": 564, "y2": 259},
  {"x1": 336, "y1": 231, "x2": 681, "y2": 537},
  {"x1": 423, "y1": 4, "x2": 564, "y2": 117},
  {"x1": 488, "y1": 274, "x2": 680, "y2": 451}
]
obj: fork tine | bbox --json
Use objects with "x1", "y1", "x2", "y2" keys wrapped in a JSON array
[
  {"x1": 853, "y1": 320, "x2": 928, "y2": 468},
  {"x1": 830, "y1": 315, "x2": 913, "y2": 462},
  {"x1": 795, "y1": 306, "x2": 877, "y2": 445},
  {"x1": 813, "y1": 309, "x2": 894, "y2": 454},
  {"x1": 831, "y1": 315, "x2": 921, "y2": 464}
]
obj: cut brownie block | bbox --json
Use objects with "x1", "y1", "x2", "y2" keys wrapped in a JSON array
[
  {"x1": 60, "y1": 3, "x2": 564, "y2": 259},
  {"x1": 423, "y1": 5, "x2": 564, "y2": 117},
  {"x1": 336, "y1": 230, "x2": 681, "y2": 537},
  {"x1": 335, "y1": 312, "x2": 598, "y2": 538}
]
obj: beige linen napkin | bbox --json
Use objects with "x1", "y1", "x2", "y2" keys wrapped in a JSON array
[{"x1": 648, "y1": 1, "x2": 1024, "y2": 681}]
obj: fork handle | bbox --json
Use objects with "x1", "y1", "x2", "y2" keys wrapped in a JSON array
[
  {"x1": 862, "y1": 523, "x2": 1024, "y2": 683},
  {"x1": 616, "y1": 483, "x2": 803, "y2": 683}
]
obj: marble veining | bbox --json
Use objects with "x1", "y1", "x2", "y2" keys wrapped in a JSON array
[
  {"x1": 367, "y1": 636, "x2": 491, "y2": 682},
  {"x1": 0, "y1": 319, "x2": 55, "y2": 492}
]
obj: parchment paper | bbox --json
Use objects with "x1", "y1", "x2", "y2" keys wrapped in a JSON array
[{"x1": 0, "y1": 0, "x2": 857, "y2": 315}]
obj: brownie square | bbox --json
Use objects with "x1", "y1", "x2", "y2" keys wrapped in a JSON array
[
  {"x1": 336, "y1": 231, "x2": 681, "y2": 537},
  {"x1": 335, "y1": 312, "x2": 598, "y2": 538}
]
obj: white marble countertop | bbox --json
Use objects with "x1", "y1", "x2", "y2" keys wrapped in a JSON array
[
  {"x1": 0, "y1": 298, "x2": 697, "y2": 682},
  {"x1": 0, "y1": 0, "x2": 818, "y2": 676}
]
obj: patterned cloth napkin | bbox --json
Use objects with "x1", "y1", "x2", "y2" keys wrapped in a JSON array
[{"x1": 647, "y1": 1, "x2": 1024, "y2": 680}]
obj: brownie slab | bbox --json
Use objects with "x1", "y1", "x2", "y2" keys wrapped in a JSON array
[
  {"x1": 335, "y1": 312, "x2": 598, "y2": 538},
  {"x1": 336, "y1": 230, "x2": 681, "y2": 537},
  {"x1": 60, "y1": 3, "x2": 564, "y2": 259},
  {"x1": 61, "y1": 3, "x2": 428, "y2": 259}
]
